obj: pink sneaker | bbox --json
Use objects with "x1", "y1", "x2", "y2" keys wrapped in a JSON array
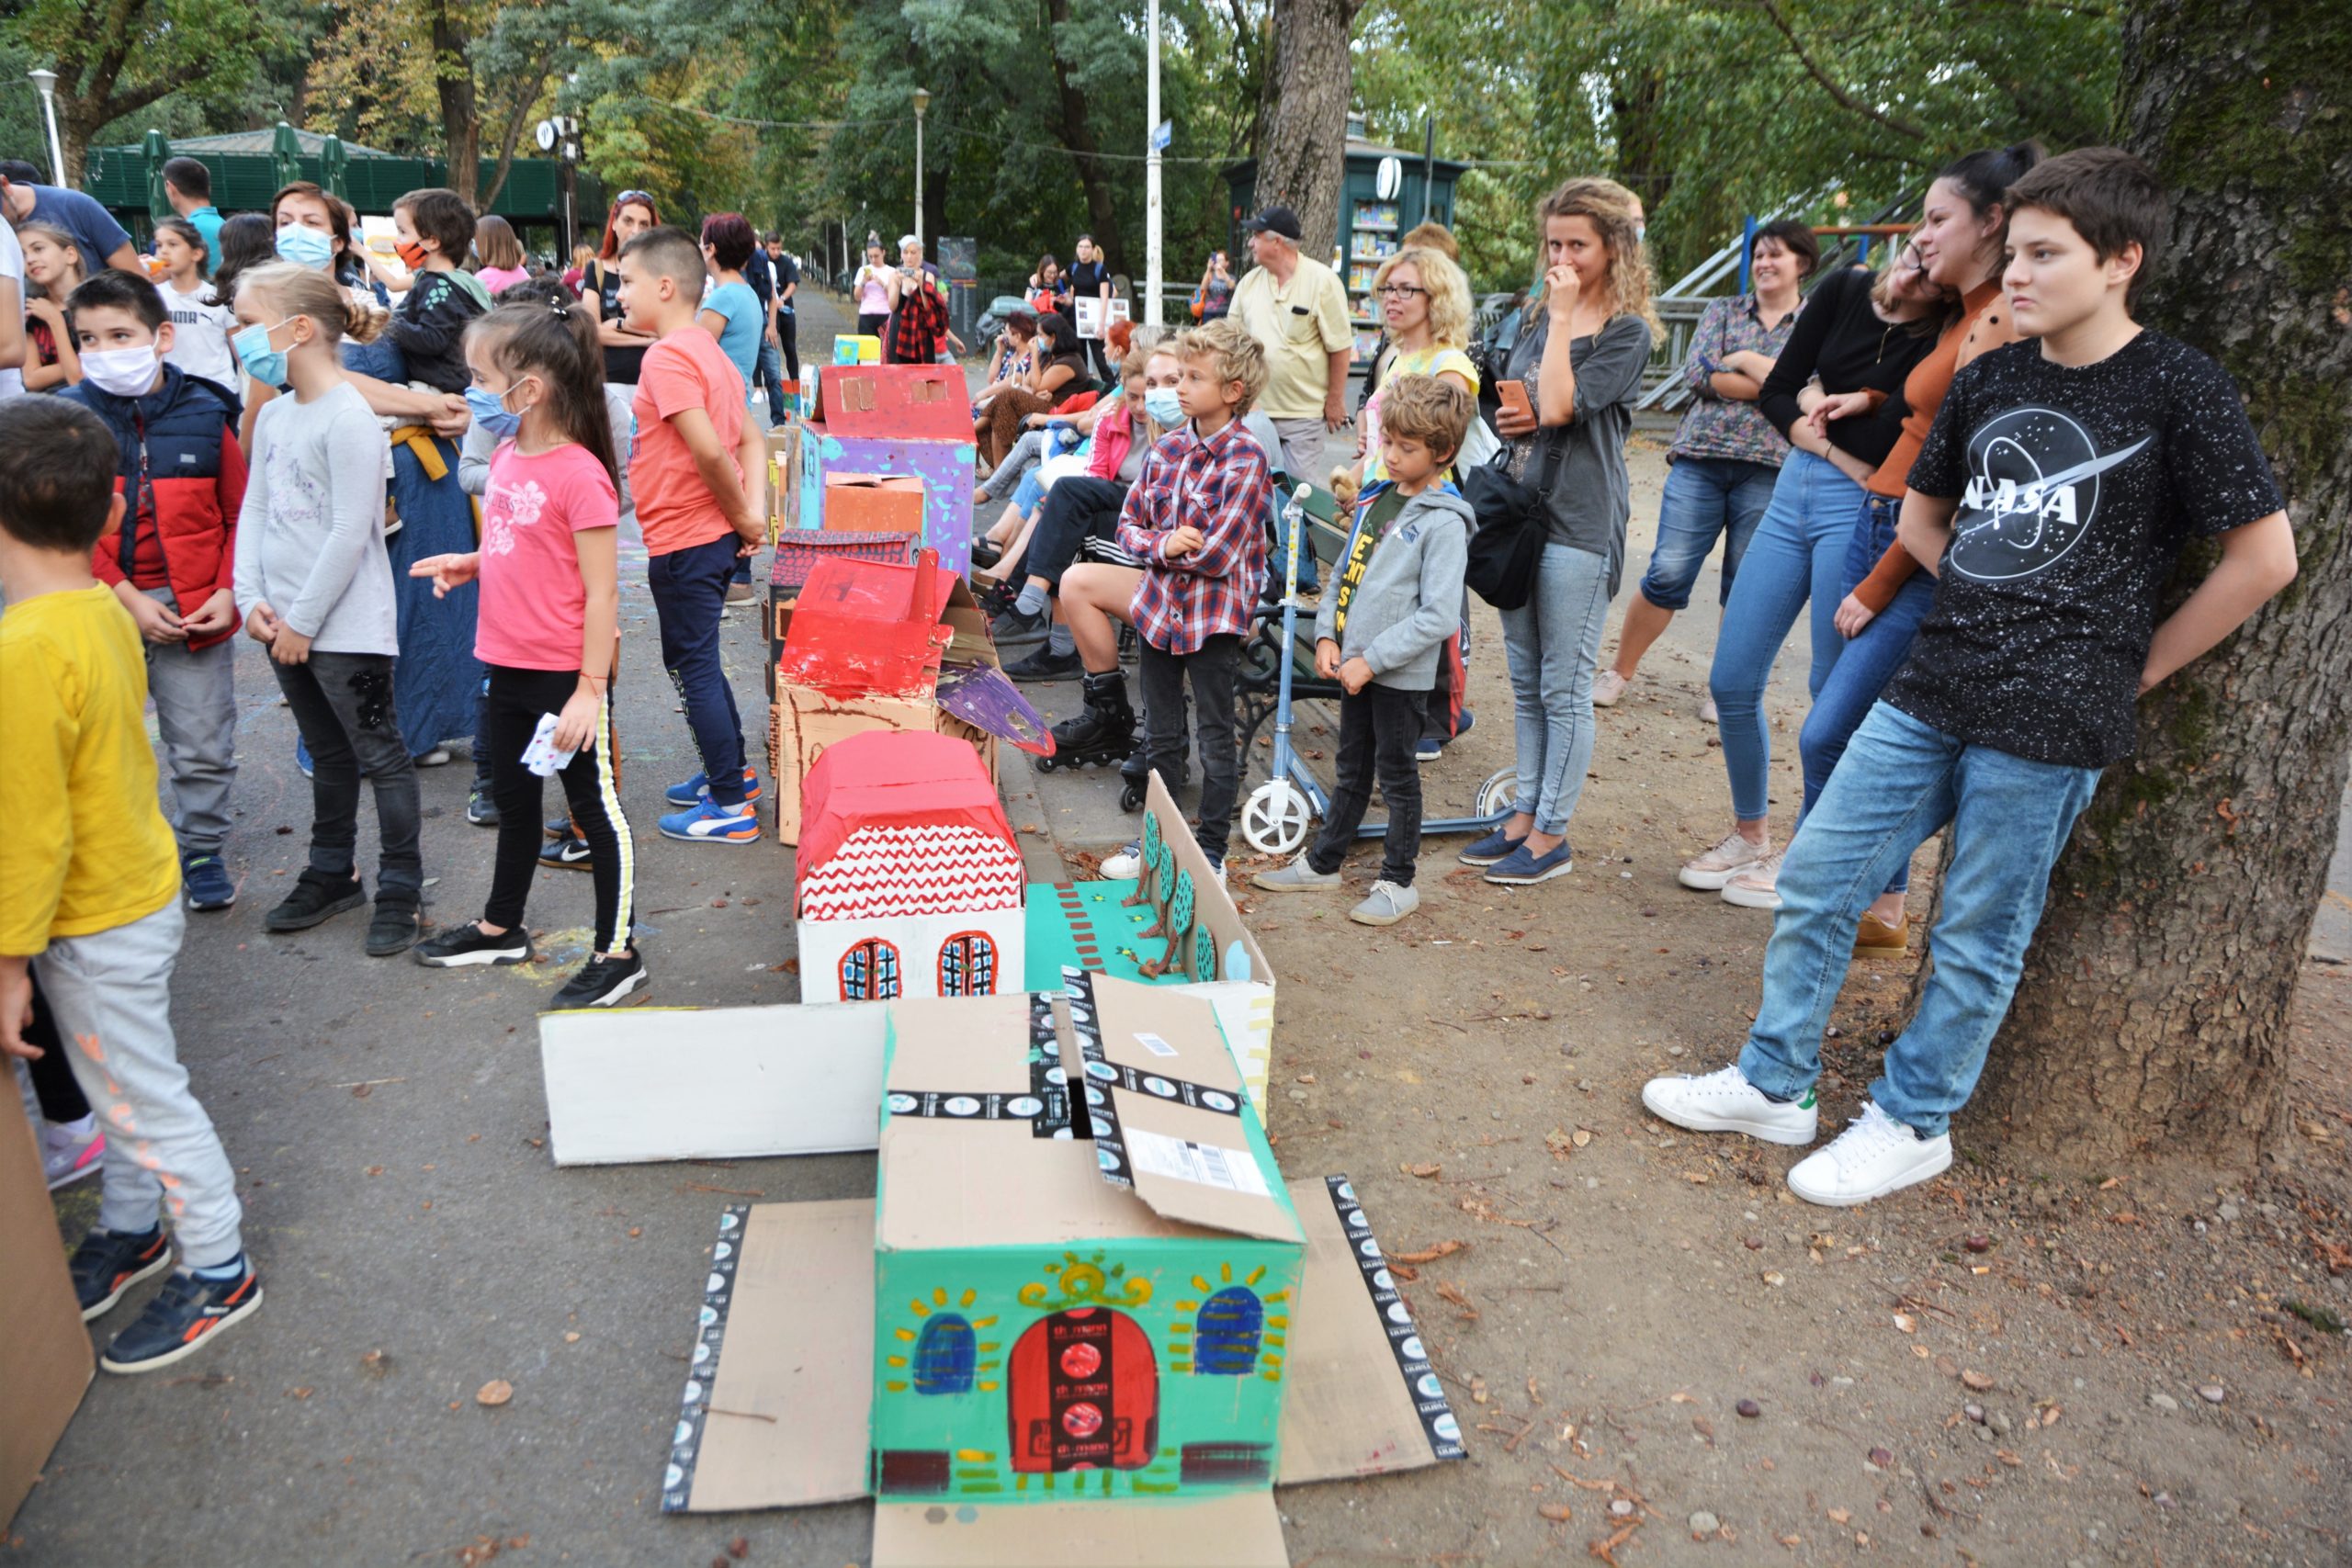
[
  {"x1": 44, "y1": 1123, "x2": 105, "y2": 1191},
  {"x1": 1592, "y1": 669, "x2": 1633, "y2": 707}
]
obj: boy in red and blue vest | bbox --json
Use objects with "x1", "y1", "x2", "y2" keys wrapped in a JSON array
[{"x1": 62, "y1": 269, "x2": 247, "y2": 911}]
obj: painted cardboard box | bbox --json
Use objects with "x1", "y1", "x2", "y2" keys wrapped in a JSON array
[
  {"x1": 764, "y1": 552, "x2": 1000, "y2": 846},
  {"x1": 791, "y1": 365, "x2": 976, "y2": 575},
  {"x1": 651, "y1": 976, "x2": 1464, "y2": 1564},
  {"x1": 2, "y1": 1086, "x2": 94, "y2": 1525},
  {"x1": 797, "y1": 729, "x2": 1027, "y2": 1002},
  {"x1": 537, "y1": 770, "x2": 1280, "y2": 1168}
]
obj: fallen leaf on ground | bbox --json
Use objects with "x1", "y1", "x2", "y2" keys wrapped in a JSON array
[
  {"x1": 1433, "y1": 1280, "x2": 1480, "y2": 1320},
  {"x1": 1470, "y1": 1376, "x2": 1488, "y2": 1404},
  {"x1": 1538, "y1": 1503, "x2": 1574, "y2": 1522},
  {"x1": 1402, "y1": 1162, "x2": 1442, "y2": 1178},
  {"x1": 476, "y1": 1379, "x2": 514, "y2": 1407},
  {"x1": 1893, "y1": 1312, "x2": 1917, "y2": 1334},
  {"x1": 1391, "y1": 1239, "x2": 1469, "y2": 1265},
  {"x1": 1961, "y1": 1370, "x2": 1996, "y2": 1392}
]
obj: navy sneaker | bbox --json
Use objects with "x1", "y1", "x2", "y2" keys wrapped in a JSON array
[
  {"x1": 182, "y1": 852, "x2": 234, "y2": 911},
  {"x1": 1457, "y1": 826, "x2": 1525, "y2": 867},
  {"x1": 540, "y1": 834, "x2": 594, "y2": 872},
  {"x1": 467, "y1": 789, "x2": 500, "y2": 828},
  {"x1": 1485, "y1": 840, "x2": 1573, "y2": 886},
  {"x1": 664, "y1": 766, "x2": 763, "y2": 807},
  {"x1": 70, "y1": 1225, "x2": 173, "y2": 1320},
  {"x1": 1415, "y1": 736, "x2": 1442, "y2": 764},
  {"x1": 659, "y1": 797, "x2": 761, "y2": 845},
  {"x1": 98, "y1": 1260, "x2": 264, "y2": 1374},
  {"x1": 551, "y1": 950, "x2": 650, "y2": 1009},
  {"x1": 544, "y1": 812, "x2": 575, "y2": 840}
]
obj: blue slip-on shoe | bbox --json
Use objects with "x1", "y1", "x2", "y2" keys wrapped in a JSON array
[
  {"x1": 98, "y1": 1259, "x2": 264, "y2": 1374},
  {"x1": 659, "y1": 796, "x2": 762, "y2": 845},
  {"x1": 1484, "y1": 840, "x2": 1574, "y2": 886},
  {"x1": 1415, "y1": 736, "x2": 1442, "y2": 764},
  {"x1": 663, "y1": 766, "x2": 763, "y2": 807},
  {"x1": 1457, "y1": 825, "x2": 1525, "y2": 867},
  {"x1": 182, "y1": 853, "x2": 234, "y2": 911}
]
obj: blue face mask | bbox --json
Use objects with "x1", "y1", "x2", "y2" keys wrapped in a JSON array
[
  {"x1": 464, "y1": 382, "x2": 527, "y2": 441},
  {"x1": 232, "y1": 319, "x2": 292, "y2": 388},
  {"x1": 275, "y1": 223, "x2": 335, "y2": 271},
  {"x1": 1143, "y1": 387, "x2": 1184, "y2": 427}
]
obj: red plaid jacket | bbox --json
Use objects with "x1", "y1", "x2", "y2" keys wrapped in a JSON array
[
  {"x1": 1114, "y1": 417, "x2": 1272, "y2": 655},
  {"x1": 886, "y1": 275, "x2": 949, "y2": 364}
]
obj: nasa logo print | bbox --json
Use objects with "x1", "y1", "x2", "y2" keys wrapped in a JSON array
[{"x1": 1949, "y1": 405, "x2": 2149, "y2": 582}]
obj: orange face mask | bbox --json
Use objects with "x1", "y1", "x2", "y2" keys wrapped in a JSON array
[{"x1": 396, "y1": 239, "x2": 429, "y2": 269}]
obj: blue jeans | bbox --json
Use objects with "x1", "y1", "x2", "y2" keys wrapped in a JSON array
[
  {"x1": 754, "y1": 337, "x2": 788, "y2": 424},
  {"x1": 1796, "y1": 496, "x2": 1939, "y2": 893},
  {"x1": 1708, "y1": 448, "x2": 1867, "y2": 822},
  {"x1": 1498, "y1": 541, "x2": 1611, "y2": 835},
  {"x1": 1639, "y1": 457, "x2": 1778, "y2": 611},
  {"x1": 1738, "y1": 703, "x2": 2100, "y2": 1136},
  {"x1": 647, "y1": 535, "x2": 749, "y2": 807}
]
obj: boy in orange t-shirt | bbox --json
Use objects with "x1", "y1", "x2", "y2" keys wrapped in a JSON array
[{"x1": 619, "y1": 226, "x2": 768, "y2": 843}]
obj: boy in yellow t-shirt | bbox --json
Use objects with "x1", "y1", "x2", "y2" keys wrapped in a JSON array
[{"x1": 0, "y1": 398, "x2": 261, "y2": 1373}]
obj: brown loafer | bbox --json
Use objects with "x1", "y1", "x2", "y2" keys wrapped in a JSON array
[{"x1": 1854, "y1": 911, "x2": 1908, "y2": 955}]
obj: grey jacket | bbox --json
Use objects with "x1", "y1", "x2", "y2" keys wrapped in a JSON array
[{"x1": 1313, "y1": 484, "x2": 1473, "y2": 691}]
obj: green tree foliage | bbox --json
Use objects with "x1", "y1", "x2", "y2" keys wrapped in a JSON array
[{"x1": 4, "y1": 0, "x2": 285, "y2": 175}]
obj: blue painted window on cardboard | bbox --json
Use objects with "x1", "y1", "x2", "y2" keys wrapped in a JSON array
[
  {"x1": 914, "y1": 1313, "x2": 977, "y2": 1393},
  {"x1": 841, "y1": 938, "x2": 901, "y2": 1000},
  {"x1": 1193, "y1": 1287, "x2": 1263, "y2": 1375}
]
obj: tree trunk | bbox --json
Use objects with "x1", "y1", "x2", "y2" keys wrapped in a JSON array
[
  {"x1": 1044, "y1": 0, "x2": 1125, "y2": 277},
  {"x1": 1965, "y1": 0, "x2": 2352, "y2": 1175},
  {"x1": 1253, "y1": 0, "x2": 1359, "y2": 261},
  {"x1": 427, "y1": 0, "x2": 481, "y2": 205}
]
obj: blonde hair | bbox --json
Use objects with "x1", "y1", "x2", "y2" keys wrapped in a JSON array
[
  {"x1": 1532, "y1": 176, "x2": 1659, "y2": 336},
  {"x1": 1377, "y1": 374, "x2": 1475, "y2": 461},
  {"x1": 1173, "y1": 318, "x2": 1268, "y2": 416},
  {"x1": 1399, "y1": 221, "x2": 1459, "y2": 262},
  {"x1": 17, "y1": 221, "x2": 84, "y2": 297},
  {"x1": 1372, "y1": 245, "x2": 1473, "y2": 350},
  {"x1": 235, "y1": 261, "x2": 390, "y2": 345}
]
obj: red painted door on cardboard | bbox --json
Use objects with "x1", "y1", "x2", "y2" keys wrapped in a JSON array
[{"x1": 1006, "y1": 1307, "x2": 1159, "y2": 1472}]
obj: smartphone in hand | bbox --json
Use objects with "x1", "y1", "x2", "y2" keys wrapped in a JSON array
[{"x1": 1497, "y1": 380, "x2": 1533, "y2": 422}]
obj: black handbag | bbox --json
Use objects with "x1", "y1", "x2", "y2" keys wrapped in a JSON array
[{"x1": 1461, "y1": 435, "x2": 1562, "y2": 612}]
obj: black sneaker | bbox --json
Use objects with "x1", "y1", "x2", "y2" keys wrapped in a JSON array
[
  {"x1": 989, "y1": 605, "x2": 1047, "y2": 646},
  {"x1": 468, "y1": 789, "x2": 500, "y2": 828},
  {"x1": 413, "y1": 921, "x2": 536, "y2": 967},
  {"x1": 1002, "y1": 644, "x2": 1082, "y2": 682},
  {"x1": 70, "y1": 1226, "x2": 173, "y2": 1320},
  {"x1": 98, "y1": 1260, "x2": 264, "y2": 1374},
  {"x1": 182, "y1": 852, "x2": 235, "y2": 911},
  {"x1": 365, "y1": 893, "x2": 422, "y2": 957},
  {"x1": 550, "y1": 951, "x2": 649, "y2": 1009},
  {"x1": 265, "y1": 869, "x2": 366, "y2": 931},
  {"x1": 540, "y1": 834, "x2": 594, "y2": 872},
  {"x1": 543, "y1": 813, "x2": 574, "y2": 840}
]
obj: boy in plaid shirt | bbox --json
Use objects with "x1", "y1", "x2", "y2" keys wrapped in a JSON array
[{"x1": 1114, "y1": 319, "x2": 1272, "y2": 874}]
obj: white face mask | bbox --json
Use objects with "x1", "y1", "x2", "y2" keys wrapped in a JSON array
[{"x1": 81, "y1": 344, "x2": 162, "y2": 399}]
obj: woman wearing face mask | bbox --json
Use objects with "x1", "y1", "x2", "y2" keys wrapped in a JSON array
[
  {"x1": 19, "y1": 222, "x2": 87, "y2": 390},
  {"x1": 1678, "y1": 227, "x2": 1964, "y2": 907}
]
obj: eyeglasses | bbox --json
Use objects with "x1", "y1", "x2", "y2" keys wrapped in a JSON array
[
  {"x1": 1375, "y1": 283, "x2": 1428, "y2": 299},
  {"x1": 616, "y1": 190, "x2": 653, "y2": 208}
]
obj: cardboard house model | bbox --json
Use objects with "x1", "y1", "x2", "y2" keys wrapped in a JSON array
[
  {"x1": 778, "y1": 363, "x2": 976, "y2": 575},
  {"x1": 797, "y1": 729, "x2": 1027, "y2": 1002},
  {"x1": 653, "y1": 974, "x2": 1463, "y2": 1564},
  {"x1": 765, "y1": 550, "x2": 1000, "y2": 846}
]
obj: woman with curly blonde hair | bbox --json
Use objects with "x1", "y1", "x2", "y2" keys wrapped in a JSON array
[
  {"x1": 1357, "y1": 244, "x2": 1477, "y2": 483},
  {"x1": 1461, "y1": 175, "x2": 1655, "y2": 886}
]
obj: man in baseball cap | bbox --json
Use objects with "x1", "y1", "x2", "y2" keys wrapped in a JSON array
[
  {"x1": 1245, "y1": 205, "x2": 1304, "y2": 241},
  {"x1": 1227, "y1": 200, "x2": 1352, "y2": 555}
]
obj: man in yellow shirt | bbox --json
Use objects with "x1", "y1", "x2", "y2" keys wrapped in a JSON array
[
  {"x1": 1226, "y1": 204, "x2": 1355, "y2": 491},
  {"x1": 0, "y1": 398, "x2": 261, "y2": 1374}
]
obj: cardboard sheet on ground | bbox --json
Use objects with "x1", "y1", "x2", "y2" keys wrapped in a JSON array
[{"x1": 1, "y1": 1087, "x2": 94, "y2": 1524}]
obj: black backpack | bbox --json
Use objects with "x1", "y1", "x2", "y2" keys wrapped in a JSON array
[{"x1": 1459, "y1": 436, "x2": 1561, "y2": 612}]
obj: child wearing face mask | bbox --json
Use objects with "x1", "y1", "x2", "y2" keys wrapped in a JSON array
[
  {"x1": 406, "y1": 297, "x2": 644, "y2": 1009},
  {"x1": 58, "y1": 270, "x2": 248, "y2": 917},
  {"x1": 229, "y1": 262, "x2": 426, "y2": 958},
  {"x1": 384, "y1": 187, "x2": 492, "y2": 395}
]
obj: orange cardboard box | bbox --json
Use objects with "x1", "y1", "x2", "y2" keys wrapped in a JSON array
[{"x1": 821, "y1": 473, "x2": 926, "y2": 535}]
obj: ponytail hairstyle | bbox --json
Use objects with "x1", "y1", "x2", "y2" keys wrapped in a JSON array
[
  {"x1": 467, "y1": 279, "x2": 619, "y2": 487},
  {"x1": 235, "y1": 260, "x2": 391, "y2": 346},
  {"x1": 1532, "y1": 176, "x2": 1659, "y2": 336},
  {"x1": 1936, "y1": 141, "x2": 2046, "y2": 268},
  {"x1": 211, "y1": 212, "x2": 277, "y2": 310}
]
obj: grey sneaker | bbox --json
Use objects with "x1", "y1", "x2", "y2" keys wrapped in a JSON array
[
  {"x1": 1251, "y1": 855, "x2": 1341, "y2": 893},
  {"x1": 1348, "y1": 879, "x2": 1419, "y2": 926}
]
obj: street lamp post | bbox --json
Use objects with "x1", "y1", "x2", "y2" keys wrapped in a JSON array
[
  {"x1": 1145, "y1": 0, "x2": 1162, "y2": 327},
  {"x1": 911, "y1": 87, "x2": 931, "y2": 250},
  {"x1": 28, "y1": 68, "x2": 66, "y2": 185}
]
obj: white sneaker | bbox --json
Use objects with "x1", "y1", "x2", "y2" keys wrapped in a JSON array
[
  {"x1": 1641, "y1": 1064, "x2": 1818, "y2": 1145},
  {"x1": 1785, "y1": 1101, "x2": 1952, "y2": 1206},
  {"x1": 1678, "y1": 829, "x2": 1770, "y2": 891},
  {"x1": 1102, "y1": 840, "x2": 1142, "y2": 879},
  {"x1": 1720, "y1": 851, "x2": 1784, "y2": 909},
  {"x1": 1592, "y1": 669, "x2": 1632, "y2": 707},
  {"x1": 1700, "y1": 695, "x2": 1719, "y2": 725}
]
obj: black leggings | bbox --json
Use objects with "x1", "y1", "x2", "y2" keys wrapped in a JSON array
[
  {"x1": 779, "y1": 310, "x2": 800, "y2": 384},
  {"x1": 25, "y1": 976, "x2": 91, "y2": 1123},
  {"x1": 1026, "y1": 476, "x2": 1128, "y2": 590},
  {"x1": 481, "y1": 666, "x2": 632, "y2": 953}
]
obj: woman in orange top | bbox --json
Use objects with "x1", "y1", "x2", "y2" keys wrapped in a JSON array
[{"x1": 1721, "y1": 142, "x2": 2043, "y2": 931}]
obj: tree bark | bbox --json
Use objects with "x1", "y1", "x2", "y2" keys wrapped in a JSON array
[
  {"x1": 1043, "y1": 0, "x2": 1125, "y2": 277},
  {"x1": 427, "y1": 0, "x2": 481, "y2": 205},
  {"x1": 1965, "y1": 0, "x2": 2352, "y2": 1175},
  {"x1": 1252, "y1": 0, "x2": 1360, "y2": 260}
]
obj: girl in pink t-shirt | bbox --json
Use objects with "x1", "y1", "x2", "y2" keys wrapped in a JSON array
[{"x1": 406, "y1": 296, "x2": 647, "y2": 1009}]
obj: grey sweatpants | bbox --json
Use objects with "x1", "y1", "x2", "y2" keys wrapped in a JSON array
[
  {"x1": 140, "y1": 586, "x2": 239, "y2": 857},
  {"x1": 36, "y1": 899, "x2": 244, "y2": 1267}
]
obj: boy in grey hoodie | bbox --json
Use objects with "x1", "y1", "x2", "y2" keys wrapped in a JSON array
[{"x1": 1253, "y1": 376, "x2": 1474, "y2": 924}]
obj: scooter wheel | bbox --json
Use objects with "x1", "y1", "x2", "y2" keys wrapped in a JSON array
[
  {"x1": 1241, "y1": 780, "x2": 1311, "y2": 856},
  {"x1": 1474, "y1": 768, "x2": 1519, "y2": 818}
]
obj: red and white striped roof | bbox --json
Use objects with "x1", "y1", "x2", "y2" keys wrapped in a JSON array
[{"x1": 798, "y1": 824, "x2": 1025, "y2": 921}]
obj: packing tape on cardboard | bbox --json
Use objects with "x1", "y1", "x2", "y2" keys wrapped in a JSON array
[
  {"x1": 883, "y1": 994, "x2": 1079, "y2": 1136},
  {"x1": 662, "y1": 1202, "x2": 753, "y2": 1513},
  {"x1": 1064, "y1": 966, "x2": 1135, "y2": 1189},
  {"x1": 1078, "y1": 1056, "x2": 1245, "y2": 1118},
  {"x1": 1323, "y1": 1175, "x2": 1469, "y2": 1463}
]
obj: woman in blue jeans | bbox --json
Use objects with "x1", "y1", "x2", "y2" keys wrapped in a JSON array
[
  {"x1": 1678, "y1": 244, "x2": 1949, "y2": 898},
  {"x1": 1457, "y1": 177, "x2": 1654, "y2": 886}
]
